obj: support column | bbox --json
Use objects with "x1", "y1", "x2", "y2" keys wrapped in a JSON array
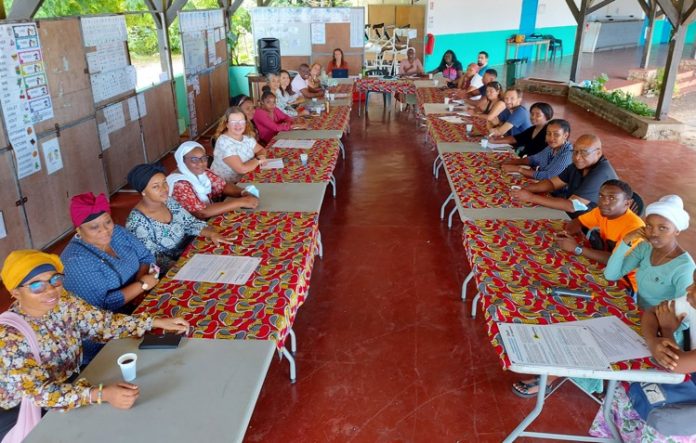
[
  {"x1": 640, "y1": 1, "x2": 657, "y2": 68},
  {"x1": 656, "y1": 23, "x2": 688, "y2": 120},
  {"x1": 569, "y1": 0, "x2": 590, "y2": 82},
  {"x1": 8, "y1": 0, "x2": 43, "y2": 19}
]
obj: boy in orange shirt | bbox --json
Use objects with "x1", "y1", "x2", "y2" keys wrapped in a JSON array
[{"x1": 555, "y1": 179, "x2": 644, "y2": 291}]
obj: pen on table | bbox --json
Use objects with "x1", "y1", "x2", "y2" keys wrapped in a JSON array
[{"x1": 547, "y1": 287, "x2": 594, "y2": 300}]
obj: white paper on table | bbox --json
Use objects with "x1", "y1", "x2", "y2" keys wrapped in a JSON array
[
  {"x1": 40, "y1": 137, "x2": 63, "y2": 175},
  {"x1": 0, "y1": 211, "x2": 6, "y2": 239},
  {"x1": 273, "y1": 139, "x2": 315, "y2": 149},
  {"x1": 127, "y1": 97, "x2": 139, "y2": 121},
  {"x1": 451, "y1": 99, "x2": 465, "y2": 105},
  {"x1": 456, "y1": 111, "x2": 471, "y2": 117},
  {"x1": 173, "y1": 254, "x2": 261, "y2": 285},
  {"x1": 260, "y1": 158, "x2": 284, "y2": 170},
  {"x1": 487, "y1": 143, "x2": 513, "y2": 149},
  {"x1": 554, "y1": 316, "x2": 651, "y2": 363},
  {"x1": 438, "y1": 116, "x2": 465, "y2": 124},
  {"x1": 498, "y1": 322, "x2": 611, "y2": 370}
]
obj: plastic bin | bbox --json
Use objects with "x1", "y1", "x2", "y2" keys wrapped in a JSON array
[{"x1": 505, "y1": 58, "x2": 527, "y2": 88}]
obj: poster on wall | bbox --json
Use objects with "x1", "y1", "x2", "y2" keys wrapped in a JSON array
[{"x1": 0, "y1": 23, "x2": 53, "y2": 179}]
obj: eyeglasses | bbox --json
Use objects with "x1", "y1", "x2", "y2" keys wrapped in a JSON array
[
  {"x1": 184, "y1": 155, "x2": 210, "y2": 164},
  {"x1": 22, "y1": 273, "x2": 64, "y2": 294},
  {"x1": 572, "y1": 148, "x2": 598, "y2": 158},
  {"x1": 228, "y1": 119, "x2": 246, "y2": 127}
]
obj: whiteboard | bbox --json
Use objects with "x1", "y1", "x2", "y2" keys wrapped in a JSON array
[{"x1": 251, "y1": 7, "x2": 364, "y2": 56}]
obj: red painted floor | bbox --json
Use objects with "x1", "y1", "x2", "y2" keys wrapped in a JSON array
[{"x1": 3, "y1": 90, "x2": 695, "y2": 441}]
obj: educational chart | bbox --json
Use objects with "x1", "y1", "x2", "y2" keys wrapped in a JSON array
[
  {"x1": 81, "y1": 16, "x2": 135, "y2": 103},
  {"x1": 0, "y1": 23, "x2": 54, "y2": 179},
  {"x1": 251, "y1": 7, "x2": 365, "y2": 56}
]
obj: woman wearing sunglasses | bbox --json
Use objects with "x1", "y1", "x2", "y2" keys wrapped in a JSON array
[
  {"x1": 61, "y1": 192, "x2": 161, "y2": 364},
  {"x1": 167, "y1": 141, "x2": 259, "y2": 220},
  {"x1": 211, "y1": 107, "x2": 267, "y2": 184},
  {"x1": 0, "y1": 250, "x2": 189, "y2": 441}
]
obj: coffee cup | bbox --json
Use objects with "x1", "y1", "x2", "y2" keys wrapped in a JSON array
[
  {"x1": 300, "y1": 153, "x2": 308, "y2": 166},
  {"x1": 428, "y1": 73, "x2": 433, "y2": 80},
  {"x1": 444, "y1": 97, "x2": 450, "y2": 105},
  {"x1": 117, "y1": 353, "x2": 138, "y2": 382},
  {"x1": 433, "y1": 79, "x2": 439, "y2": 86},
  {"x1": 448, "y1": 104, "x2": 454, "y2": 112},
  {"x1": 481, "y1": 138, "x2": 489, "y2": 148},
  {"x1": 466, "y1": 124, "x2": 473, "y2": 133}
]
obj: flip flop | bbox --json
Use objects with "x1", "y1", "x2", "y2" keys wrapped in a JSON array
[{"x1": 511, "y1": 377, "x2": 564, "y2": 399}]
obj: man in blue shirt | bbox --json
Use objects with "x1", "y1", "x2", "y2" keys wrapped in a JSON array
[
  {"x1": 489, "y1": 88, "x2": 532, "y2": 136},
  {"x1": 511, "y1": 134, "x2": 618, "y2": 218},
  {"x1": 499, "y1": 118, "x2": 573, "y2": 180}
]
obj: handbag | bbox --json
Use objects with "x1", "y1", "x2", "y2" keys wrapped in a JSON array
[
  {"x1": 0, "y1": 312, "x2": 43, "y2": 443},
  {"x1": 628, "y1": 377, "x2": 696, "y2": 436}
]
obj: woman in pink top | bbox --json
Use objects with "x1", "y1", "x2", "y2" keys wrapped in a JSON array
[{"x1": 253, "y1": 90, "x2": 306, "y2": 145}]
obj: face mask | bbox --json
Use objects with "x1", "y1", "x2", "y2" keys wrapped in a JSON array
[{"x1": 571, "y1": 198, "x2": 589, "y2": 212}]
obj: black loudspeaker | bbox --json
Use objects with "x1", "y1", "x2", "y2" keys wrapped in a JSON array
[{"x1": 258, "y1": 38, "x2": 281, "y2": 75}]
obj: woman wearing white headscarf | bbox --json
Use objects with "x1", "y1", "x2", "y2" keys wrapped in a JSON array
[
  {"x1": 167, "y1": 141, "x2": 259, "y2": 219},
  {"x1": 605, "y1": 195, "x2": 695, "y2": 309}
]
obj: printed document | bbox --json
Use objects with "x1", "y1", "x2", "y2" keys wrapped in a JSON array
[{"x1": 173, "y1": 254, "x2": 261, "y2": 285}]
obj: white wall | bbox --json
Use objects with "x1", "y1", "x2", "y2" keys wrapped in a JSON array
[
  {"x1": 426, "y1": 0, "x2": 522, "y2": 34},
  {"x1": 587, "y1": 0, "x2": 644, "y2": 21},
  {"x1": 536, "y1": 0, "x2": 577, "y2": 28}
]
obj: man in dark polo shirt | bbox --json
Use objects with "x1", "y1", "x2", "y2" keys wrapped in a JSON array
[{"x1": 511, "y1": 134, "x2": 618, "y2": 218}]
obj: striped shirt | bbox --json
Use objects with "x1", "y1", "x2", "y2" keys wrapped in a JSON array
[{"x1": 527, "y1": 141, "x2": 573, "y2": 180}]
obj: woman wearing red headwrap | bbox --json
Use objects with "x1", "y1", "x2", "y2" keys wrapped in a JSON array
[{"x1": 60, "y1": 192, "x2": 160, "y2": 364}]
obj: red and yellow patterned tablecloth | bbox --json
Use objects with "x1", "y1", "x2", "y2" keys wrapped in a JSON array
[
  {"x1": 329, "y1": 83, "x2": 354, "y2": 96},
  {"x1": 135, "y1": 211, "x2": 319, "y2": 348},
  {"x1": 441, "y1": 151, "x2": 536, "y2": 209},
  {"x1": 416, "y1": 87, "x2": 449, "y2": 107},
  {"x1": 354, "y1": 77, "x2": 416, "y2": 95},
  {"x1": 462, "y1": 218, "x2": 653, "y2": 371},
  {"x1": 305, "y1": 106, "x2": 350, "y2": 132},
  {"x1": 239, "y1": 138, "x2": 340, "y2": 184},
  {"x1": 426, "y1": 114, "x2": 487, "y2": 143}
]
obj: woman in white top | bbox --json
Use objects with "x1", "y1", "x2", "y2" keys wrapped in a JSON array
[
  {"x1": 211, "y1": 107, "x2": 267, "y2": 183},
  {"x1": 276, "y1": 70, "x2": 305, "y2": 113}
]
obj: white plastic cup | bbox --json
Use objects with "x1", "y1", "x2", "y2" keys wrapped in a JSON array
[
  {"x1": 511, "y1": 185, "x2": 522, "y2": 191},
  {"x1": 444, "y1": 97, "x2": 450, "y2": 105},
  {"x1": 358, "y1": 73, "x2": 363, "y2": 79},
  {"x1": 433, "y1": 79, "x2": 438, "y2": 86},
  {"x1": 117, "y1": 353, "x2": 138, "y2": 382},
  {"x1": 428, "y1": 73, "x2": 433, "y2": 80},
  {"x1": 448, "y1": 104, "x2": 454, "y2": 112},
  {"x1": 481, "y1": 138, "x2": 489, "y2": 148},
  {"x1": 300, "y1": 153, "x2": 308, "y2": 166},
  {"x1": 466, "y1": 124, "x2": 473, "y2": 133}
]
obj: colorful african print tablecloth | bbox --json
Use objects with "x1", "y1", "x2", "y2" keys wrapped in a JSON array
[
  {"x1": 135, "y1": 211, "x2": 319, "y2": 348},
  {"x1": 240, "y1": 138, "x2": 340, "y2": 184},
  {"x1": 426, "y1": 114, "x2": 486, "y2": 143},
  {"x1": 305, "y1": 106, "x2": 351, "y2": 132},
  {"x1": 354, "y1": 78, "x2": 416, "y2": 95},
  {"x1": 441, "y1": 152, "x2": 535, "y2": 209},
  {"x1": 461, "y1": 218, "x2": 655, "y2": 371},
  {"x1": 416, "y1": 87, "x2": 449, "y2": 107},
  {"x1": 329, "y1": 83, "x2": 354, "y2": 96}
]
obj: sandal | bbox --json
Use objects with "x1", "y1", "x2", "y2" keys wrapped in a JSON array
[{"x1": 511, "y1": 376, "x2": 564, "y2": 399}]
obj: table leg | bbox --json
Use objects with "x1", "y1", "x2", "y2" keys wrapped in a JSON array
[
  {"x1": 288, "y1": 328, "x2": 297, "y2": 354},
  {"x1": 280, "y1": 346, "x2": 297, "y2": 383},
  {"x1": 339, "y1": 139, "x2": 346, "y2": 160},
  {"x1": 329, "y1": 174, "x2": 337, "y2": 198},
  {"x1": 461, "y1": 271, "x2": 474, "y2": 301},
  {"x1": 440, "y1": 192, "x2": 454, "y2": 220},
  {"x1": 447, "y1": 206, "x2": 457, "y2": 229},
  {"x1": 316, "y1": 230, "x2": 323, "y2": 258},
  {"x1": 503, "y1": 374, "x2": 549, "y2": 443}
]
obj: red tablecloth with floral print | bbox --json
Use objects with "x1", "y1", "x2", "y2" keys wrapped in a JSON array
[
  {"x1": 135, "y1": 211, "x2": 319, "y2": 349},
  {"x1": 239, "y1": 138, "x2": 340, "y2": 184},
  {"x1": 329, "y1": 83, "x2": 354, "y2": 96},
  {"x1": 354, "y1": 77, "x2": 416, "y2": 94},
  {"x1": 461, "y1": 218, "x2": 656, "y2": 371},
  {"x1": 304, "y1": 106, "x2": 350, "y2": 132},
  {"x1": 426, "y1": 114, "x2": 487, "y2": 143},
  {"x1": 441, "y1": 151, "x2": 537, "y2": 209}
]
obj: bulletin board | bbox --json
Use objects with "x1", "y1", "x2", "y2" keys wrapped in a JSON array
[
  {"x1": 0, "y1": 150, "x2": 30, "y2": 263},
  {"x1": 179, "y1": 9, "x2": 229, "y2": 138},
  {"x1": 20, "y1": 118, "x2": 106, "y2": 248},
  {"x1": 141, "y1": 82, "x2": 180, "y2": 162}
]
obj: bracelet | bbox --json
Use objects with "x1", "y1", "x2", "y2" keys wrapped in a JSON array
[{"x1": 97, "y1": 383, "x2": 103, "y2": 405}]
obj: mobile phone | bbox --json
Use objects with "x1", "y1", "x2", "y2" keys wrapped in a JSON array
[{"x1": 138, "y1": 332, "x2": 183, "y2": 349}]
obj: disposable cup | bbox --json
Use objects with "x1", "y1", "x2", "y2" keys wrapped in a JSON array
[
  {"x1": 444, "y1": 97, "x2": 450, "y2": 105},
  {"x1": 428, "y1": 73, "x2": 433, "y2": 80},
  {"x1": 448, "y1": 104, "x2": 454, "y2": 112},
  {"x1": 433, "y1": 79, "x2": 438, "y2": 86},
  {"x1": 511, "y1": 185, "x2": 522, "y2": 191},
  {"x1": 466, "y1": 124, "x2": 473, "y2": 133},
  {"x1": 481, "y1": 138, "x2": 489, "y2": 148},
  {"x1": 117, "y1": 353, "x2": 138, "y2": 382},
  {"x1": 300, "y1": 153, "x2": 308, "y2": 166}
]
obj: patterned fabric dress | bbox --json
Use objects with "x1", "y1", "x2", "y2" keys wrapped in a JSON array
[
  {"x1": 126, "y1": 198, "x2": 207, "y2": 273},
  {"x1": 0, "y1": 292, "x2": 152, "y2": 410}
]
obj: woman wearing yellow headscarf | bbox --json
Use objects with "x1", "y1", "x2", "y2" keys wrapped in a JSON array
[{"x1": 0, "y1": 250, "x2": 189, "y2": 441}]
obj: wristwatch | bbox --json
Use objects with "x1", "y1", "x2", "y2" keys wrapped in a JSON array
[
  {"x1": 574, "y1": 246, "x2": 583, "y2": 256},
  {"x1": 139, "y1": 279, "x2": 150, "y2": 291}
]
